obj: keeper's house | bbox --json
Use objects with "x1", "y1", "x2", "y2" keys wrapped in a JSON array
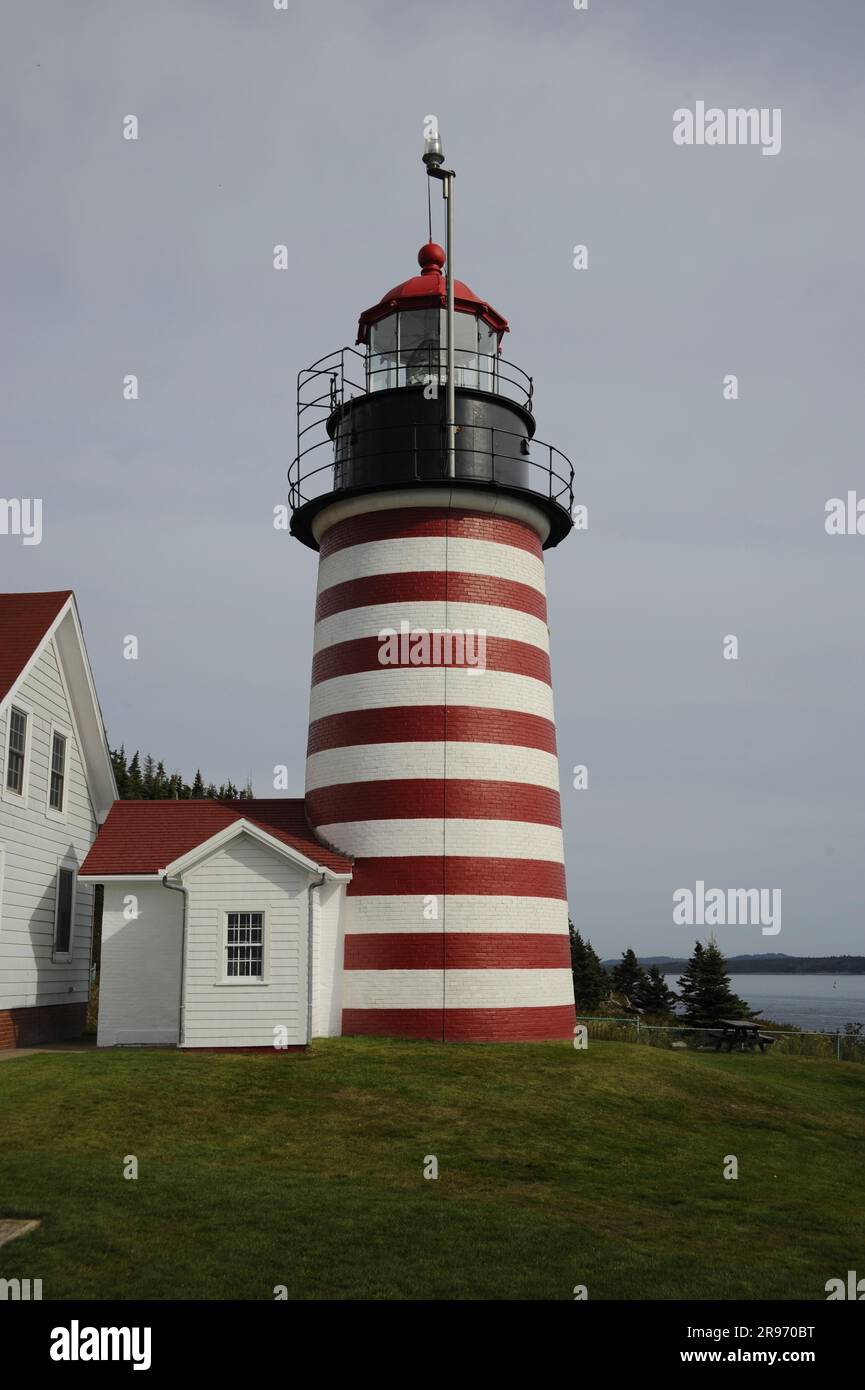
[{"x1": 0, "y1": 591, "x2": 115, "y2": 1047}]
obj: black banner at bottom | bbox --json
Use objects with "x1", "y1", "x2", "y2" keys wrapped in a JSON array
[{"x1": 1, "y1": 1298, "x2": 861, "y2": 1375}]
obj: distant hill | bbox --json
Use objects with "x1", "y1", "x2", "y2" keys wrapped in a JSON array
[{"x1": 600, "y1": 954, "x2": 865, "y2": 975}]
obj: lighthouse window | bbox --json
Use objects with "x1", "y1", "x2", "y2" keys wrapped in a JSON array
[
  {"x1": 366, "y1": 309, "x2": 492, "y2": 392},
  {"x1": 454, "y1": 312, "x2": 480, "y2": 389},
  {"x1": 399, "y1": 309, "x2": 441, "y2": 386},
  {"x1": 369, "y1": 315, "x2": 398, "y2": 391},
  {"x1": 478, "y1": 321, "x2": 499, "y2": 393},
  {"x1": 226, "y1": 911, "x2": 264, "y2": 979}
]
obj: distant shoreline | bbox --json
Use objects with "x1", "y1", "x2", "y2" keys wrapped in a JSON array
[{"x1": 602, "y1": 955, "x2": 865, "y2": 976}]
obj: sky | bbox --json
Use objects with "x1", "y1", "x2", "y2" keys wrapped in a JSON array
[{"x1": 2, "y1": 0, "x2": 864, "y2": 957}]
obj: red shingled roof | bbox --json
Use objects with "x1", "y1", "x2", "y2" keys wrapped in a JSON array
[
  {"x1": 0, "y1": 591, "x2": 72, "y2": 703},
  {"x1": 80, "y1": 799, "x2": 353, "y2": 876}
]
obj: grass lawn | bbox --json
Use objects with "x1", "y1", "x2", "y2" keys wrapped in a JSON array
[{"x1": 1, "y1": 1037, "x2": 862, "y2": 1300}]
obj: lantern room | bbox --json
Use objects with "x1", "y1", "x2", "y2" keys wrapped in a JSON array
[
  {"x1": 357, "y1": 241, "x2": 509, "y2": 395},
  {"x1": 288, "y1": 240, "x2": 575, "y2": 552}
]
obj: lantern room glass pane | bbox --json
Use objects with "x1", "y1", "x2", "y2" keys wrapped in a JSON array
[
  {"x1": 399, "y1": 309, "x2": 440, "y2": 386},
  {"x1": 365, "y1": 308, "x2": 498, "y2": 394},
  {"x1": 369, "y1": 314, "x2": 398, "y2": 392},
  {"x1": 455, "y1": 312, "x2": 479, "y2": 389},
  {"x1": 435, "y1": 310, "x2": 481, "y2": 389},
  {"x1": 478, "y1": 320, "x2": 498, "y2": 394}
]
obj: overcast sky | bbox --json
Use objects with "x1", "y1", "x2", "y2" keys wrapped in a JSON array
[{"x1": 2, "y1": 0, "x2": 864, "y2": 957}]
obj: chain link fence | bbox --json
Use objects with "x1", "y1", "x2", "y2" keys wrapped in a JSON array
[{"x1": 575, "y1": 1016, "x2": 865, "y2": 1063}]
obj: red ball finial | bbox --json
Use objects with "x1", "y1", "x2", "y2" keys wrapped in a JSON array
[{"x1": 418, "y1": 241, "x2": 446, "y2": 275}]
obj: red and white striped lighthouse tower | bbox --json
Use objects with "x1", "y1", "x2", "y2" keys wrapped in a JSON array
[{"x1": 291, "y1": 144, "x2": 576, "y2": 1042}]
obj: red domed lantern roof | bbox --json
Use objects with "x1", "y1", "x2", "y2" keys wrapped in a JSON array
[{"x1": 356, "y1": 241, "x2": 509, "y2": 345}]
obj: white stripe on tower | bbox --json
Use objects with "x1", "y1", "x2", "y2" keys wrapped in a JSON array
[
  {"x1": 312, "y1": 820, "x2": 565, "y2": 861},
  {"x1": 344, "y1": 894, "x2": 570, "y2": 934},
  {"x1": 306, "y1": 743, "x2": 561, "y2": 791},
  {"x1": 304, "y1": 496, "x2": 575, "y2": 1044},
  {"x1": 309, "y1": 670, "x2": 555, "y2": 720},
  {"x1": 313, "y1": 601, "x2": 550, "y2": 654}
]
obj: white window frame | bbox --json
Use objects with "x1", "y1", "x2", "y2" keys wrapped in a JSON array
[
  {"x1": 219, "y1": 908, "x2": 269, "y2": 985},
  {"x1": 45, "y1": 720, "x2": 72, "y2": 822},
  {"x1": 52, "y1": 857, "x2": 77, "y2": 963},
  {"x1": 2, "y1": 698, "x2": 33, "y2": 807}
]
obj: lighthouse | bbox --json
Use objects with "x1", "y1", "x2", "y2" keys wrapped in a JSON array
[{"x1": 290, "y1": 135, "x2": 577, "y2": 1042}]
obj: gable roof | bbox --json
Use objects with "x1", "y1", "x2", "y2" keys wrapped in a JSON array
[
  {"x1": 0, "y1": 590, "x2": 116, "y2": 819},
  {"x1": 0, "y1": 590, "x2": 72, "y2": 703},
  {"x1": 80, "y1": 798, "x2": 353, "y2": 877}
]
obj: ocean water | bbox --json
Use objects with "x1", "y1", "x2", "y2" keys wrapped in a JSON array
[{"x1": 663, "y1": 973, "x2": 865, "y2": 1033}]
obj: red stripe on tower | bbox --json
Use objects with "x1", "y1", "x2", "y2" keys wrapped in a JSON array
[
  {"x1": 345, "y1": 856, "x2": 567, "y2": 899},
  {"x1": 316, "y1": 571, "x2": 548, "y2": 623},
  {"x1": 341, "y1": 1006, "x2": 577, "y2": 1043},
  {"x1": 344, "y1": 933, "x2": 571, "y2": 970},
  {"x1": 307, "y1": 706, "x2": 558, "y2": 756},
  {"x1": 319, "y1": 507, "x2": 544, "y2": 560},
  {"x1": 306, "y1": 779, "x2": 562, "y2": 827},
  {"x1": 311, "y1": 634, "x2": 552, "y2": 687}
]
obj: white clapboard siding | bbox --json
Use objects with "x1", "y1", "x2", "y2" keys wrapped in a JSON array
[
  {"x1": 97, "y1": 882, "x2": 182, "y2": 1047},
  {"x1": 181, "y1": 834, "x2": 311, "y2": 1048},
  {"x1": 0, "y1": 639, "x2": 96, "y2": 1011},
  {"x1": 311, "y1": 877, "x2": 346, "y2": 1038}
]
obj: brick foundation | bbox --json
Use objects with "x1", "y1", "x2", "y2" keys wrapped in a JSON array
[{"x1": 0, "y1": 1002, "x2": 87, "y2": 1049}]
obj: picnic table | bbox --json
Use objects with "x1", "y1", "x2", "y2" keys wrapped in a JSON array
[{"x1": 710, "y1": 1019, "x2": 776, "y2": 1054}]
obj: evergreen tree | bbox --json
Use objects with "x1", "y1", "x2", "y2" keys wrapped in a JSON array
[
  {"x1": 677, "y1": 938, "x2": 752, "y2": 1026},
  {"x1": 111, "y1": 745, "x2": 128, "y2": 797},
  {"x1": 127, "y1": 751, "x2": 144, "y2": 799},
  {"x1": 610, "y1": 948, "x2": 647, "y2": 1000},
  {"x1": 677, "y1": 940, "x2": 704, "y2": 1020},
  {"x1": 633, "y1": 964, "x2": 678, "y2": 1016},
  {"x1": 569, "y1": 923, "x2": 608, "y2": 1011},
  {"x1": 110, "y1": 748, "x2": 252, "y2": 803}
]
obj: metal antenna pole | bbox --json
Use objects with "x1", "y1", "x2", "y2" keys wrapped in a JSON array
[
  {"x1": 423, "y1": 130, "x2": 456, "y2": 482},
  {"x1": 443, "y1": 173, "x2": 455, "y2": 479}
]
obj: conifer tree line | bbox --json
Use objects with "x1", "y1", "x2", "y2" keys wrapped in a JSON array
[
  {"x1": 569, "y1": 925, "x2": 753, "y2": 1025},
  {"x1": 110, "y1": 747, "x2": 253, "y2": 802}
]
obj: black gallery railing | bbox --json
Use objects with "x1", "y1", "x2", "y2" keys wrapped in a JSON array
[
  {"x1": 290, "y1": 344, "x2": 573, "y2": 518},
  {"x1": 289, "y1": 417, "x2": 574, "y2": 516}
]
